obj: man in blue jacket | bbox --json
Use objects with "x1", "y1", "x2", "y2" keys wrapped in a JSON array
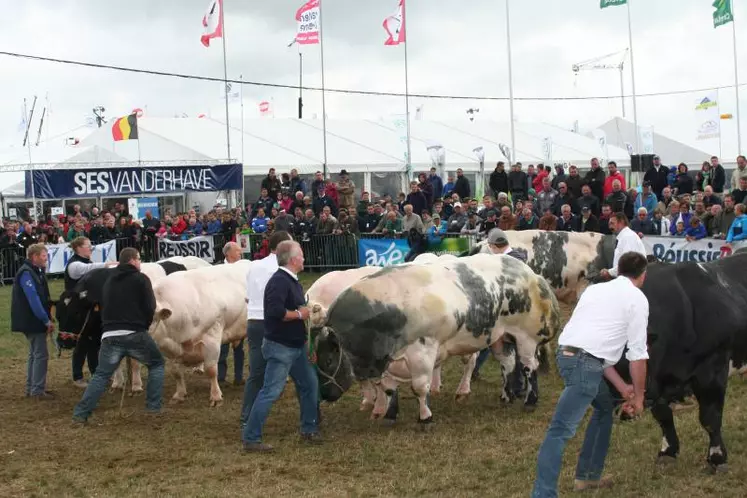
[
  {"x1": 11, "y1": 243, "x2": 54, "y2": 399},
  {"x1": 725, "y1": 203, "x2": 747, "y2": 248}
]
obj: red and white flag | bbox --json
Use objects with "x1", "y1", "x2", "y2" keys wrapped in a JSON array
[
  {"x1": 383, "y1": 0, "x2": 406, "y2": 46},
  {"x1": 295, "y1": 0, "x2": 320, "y2": 45},
  {"x1": 259, "y1": 101, "x2": 271, "y2": 116},
  {"x1": 201, "y1": 0, "x2": 223, "y2": 47}
]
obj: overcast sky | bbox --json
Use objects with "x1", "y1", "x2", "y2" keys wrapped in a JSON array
[{"x1": 1, "y1": 0, "x2": 745, "y2": 182}]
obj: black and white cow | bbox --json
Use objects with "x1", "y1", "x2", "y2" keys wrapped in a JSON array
[
  {"x1": 612, "y1": 253, "x2": 747, "y2": 472},
  {"x1": 314, "y1": 253, "x2": 561, "y2": 424}
]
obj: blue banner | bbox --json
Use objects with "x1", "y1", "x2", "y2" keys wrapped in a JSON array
[
  {"x1": 358, "y1": 238, "x2": 410, "y2": 267},
  {"x1": 128, "y1": 197, "x2": 160, "y2": 220},
  {"x1": 24, "y1": 163, "x2": 243, "y2": 199}
]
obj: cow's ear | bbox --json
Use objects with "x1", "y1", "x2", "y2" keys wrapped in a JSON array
[{"x1": 156, "y1": 308, "x2": 172, "y2": 321}]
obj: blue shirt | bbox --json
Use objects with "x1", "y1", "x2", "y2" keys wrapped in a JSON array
[
  {"x1": 206, "y1": 220, "x2": 222, "y2": 235},
  {"x1": 727, "y1": 214, "x2": 747, "y2": 242},
  {"x1": 251, "y1": 217, "x2": 270, "y2": 233},
  {"x1": 685, "y1": 224, "x2": 707, "y2": 240},
  {"x1": 443, "y1": 182, "x2": 455, "y2": 198}
]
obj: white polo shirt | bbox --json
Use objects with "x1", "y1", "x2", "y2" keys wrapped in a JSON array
[
  {"x1": 246, "y1": 253, "x2": 279, "y2": 320},
  {"x1": 558, "y1": 276, "x2": 649, "y2": 368},
  {"x1": 609, "y1": 226, "x2": 647, "y2": 277}
]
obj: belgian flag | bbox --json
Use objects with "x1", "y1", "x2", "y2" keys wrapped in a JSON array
[{"x1": 111, "y1": 113, "x2": 139, "y2": 141}]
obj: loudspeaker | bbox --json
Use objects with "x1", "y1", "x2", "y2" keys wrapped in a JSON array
[{"x1": 630, "y1": 154, "x2": 654, "y2": 173}]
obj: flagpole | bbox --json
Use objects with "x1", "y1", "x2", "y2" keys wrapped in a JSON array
[
  {"x1": 24, "y1": 97, "x2": 38, "y2": 221},
  {"x1": 220, "y1": 1, "x2": 231, "y2": 164},
  {"x1": 319, "y1": 0, "x2": 329, "y2": 178},
  {"x1": 732, "y1": 4, "x2": 742, "y2": 153},
  {"x1": 505, "y1": 0, "x2": 516, "y2": 164},
  {"x1": 626, "y1": 0, "x2": 640, "y2": 156},
  {"x1": 240, "y1": 73, "x2": 245, "y2": 164},
  {"x1": 403, "y1": 0, "x2": 413, "y2": 181}
]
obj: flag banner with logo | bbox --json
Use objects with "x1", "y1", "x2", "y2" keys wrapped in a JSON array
[
  {"x1": 25, "y1": 164, "x2": 243, "y2": 199},
  {"x1": 600, "y1": 0, "x2": 626, "y2": 8},
  {"x1": 358, "y1": 238, "x2": 409, "y2": 267},
  {"x1": 713, "y1": 0, "x2": 734, "y2": 28},
  {"x1": 45, "y1": 240, "x2": 116, "y2": 274},
  {"x1": 220, "y1": 82, "x2": 240, "y2": 103},
  {"x1": 158, "y1": 236, "x2": 216, "y2": 263},
  {"x1": 695, "y1": 91, "x2": 720, "y2": 141},
  {"x1": 639, "y1": 126, "x2": 655, "y2": 154},
  {"x1": 383, "y1": 0, "x2": 406, "y2": 45},
  {"x1": 642, "y1": 236, "x2": 746, "y2": 263},
  {"x1": 426, "y1": 237, "x2": 471, "y2": 255},
  {"x1": 201, "y1": 0, "x2": 223, "y2": 47},
  {"x1": 296, "y1": 0, "x2": 320, "y2": 44}
]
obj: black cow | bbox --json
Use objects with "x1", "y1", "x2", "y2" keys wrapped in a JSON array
[{"x1": 612, "y1": 254, "x2": 747, "y2": 472}]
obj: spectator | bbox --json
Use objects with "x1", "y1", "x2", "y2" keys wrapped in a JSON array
[
  {"x1": 141, "y1": 210, "x2": 160, "y2": 235},
  {"x1": 551, "y1": 165, "x2": 567, "y2": 191},
  {"x1": 693, "y1": 200, "x2": 708, "y2": 222},
  {"x1": 405, "y1": 182, "x2": 428, "y2": 217},
  {"x1": 311, "y1": 171, "x2": 325, "y2": 200},
  {"x1": 732, "y1": 177, "x2": 747, "y2": 205},
  {"x1": 221, "y1": 212, "x2": 239, "y2": 241},
  {"x1": 539, "y1": 208, "x2": 558, "y2": 231},
  {"x1": 442, "y1": 175, "x2": 455, "y2": 198},
  {"x1": 253, "y1": 188, "x2": 274, "y2": 218},
  {"x1": 356, "y1": 192, "x2": 371, "y2": 218},
  {"x1": 604, "y1": 180, "x2": 628, "y2": 215},
  {"x1": 731, "y1": 155, "x2": 747, "y2": 191},
  {"x1": 396, "y1": 192, "x2": 407, "y2": 213},
  {"x1": 673, "y1": 221, "x2": 687, "y2": 237},
  {"x1": 335, "y1": 211, "x2": 359, "y2": 236},
  {"x1": 673, "y1": 163, "x2": 694, "y2": 196},
  {"x1": 324, "y1": 179, "x2": 339, "y2": 208},
  {"x1": 713, "y1": 195, "x2": 736, "y2": 239},
  {"x1": 564, "y1": 165, "x2": 583, "y2": 199},
  {"x1": 313, "y1": 186, "x2": 337, "y2": 217},
  {"x1": 401, "y1": 204, "x2": 425, "y2": 234},
  {"x1": 574, "y1": 206, "x2": 599, "y2": 233},
  {"x1": 417, "y1": 172, "x2": 433, "y2": 210},
  {"x1": 273, "y1": 210, "x2": 294, "y2": 234},
  {"x1": 598, "y1": 204, "x2": 613, "y2": 235},
  {"x1": 427, "y1": 215, "x2": 447, "y2": 244},
  {"x1": 316, "y1": 208, "x2": 339, "y2": 235},
  {"x1": 725, "y1": 203, "x2": 747, "y2": 246},
  {"x1": 576, "y1": 184, "x2": 601, "y2": 217},
  {"x1": 446, "y1": 202, "x2": 468, "y2": 233},
  {"x1": 704, "y1": 204, "x2": 722, "y2": 237},
  {"x1": 643, "y1": 155, "x2": 669, "y2": 200},
  {"x1": 155, "y1": 221, "x2": 168, "y2": 238},
  {"x1": 656, "y1": 187, "x2": 675, "y2": 213},
  {"x1": 481, "y1": 210, "x2": 499, "y2": 234},
  {"x1": 556, "y1": 205, "x2": 576, "y2": 232},
  {"x1": 508, "y1": 163, "x2": 529, "y2": 202},
  {"x1": 66, "y1": 220, "x2": 86, "y2": 242},
  {"x1": 634, "y1": 182, "x2": 658, "y2": 220},
  {"x1": 630, "y1": 207, "x2": 653, "y2": 236},
  {"x1": 296, "y1": 209, "x2": 316, "y2": 241},
  {"x1": 454, "y1": 168, "x2": 471, "y2": 200},
  {"x1": 517, "y1": 208, "x2": 538, "y2": 231},
  {"x1": 428, "y1": 167, "x2": 444, "y2": 200},
  {"x1": 359, "y1": 205, "x2": 379, "y2": 233},
  {"x1": 291, "y1": 191, "x2": 305, "y2": 213},
  {"x1": 252, "y1": 208, "x2": 270, "y2": 234},
  {"x1": 278, "y1": 192, "x2": 294, "y2": 214},
  {"x1": 670, "y1": 202, "x2": 692, "y2": 236},
  {"x1": 289, "y1": 169, "x2": 306, "y2": 195},
  {"x1": 380, "y1": 211, "x2": 403, "y2": 236},
  {"x1": 442, "y1": 197, "x2": 454, "y2": 219},
  {"x1": 695, "y1": 161, "x2": 712, "y2": 192},
  {"x1": 603, "y1": 161, "x2": 626, "y2": 199},
  {"x1": 461, "y1": 212, "x2": 480, "y2": 236},
  {"x1": 526, "y1": 164, "x2": 538, "y2": 194},
  {"x1": 206, "y1": 213, "x2": 222, "y2": 235},
  {"x1": 336, "y1": 170, "x2": 355, "y2": 213},
  {"x1": 710, "y1": 155, "x2": 726, "y2": 194},
  {"x1": 702, "y1": 186, "x2": 721, "y2": 208},
  {"x1": 17, "y1": 222, "x2": 39, "y2": 248},
  {"x1": 533, "y1": 164, "x2": 549, "y2": 192},
  {"x1": 261, "y1": 168, "x2": 282, "y2": 201},
  {"x1": 498, "y1": 206, "x2": 516, "y2": 231},
  {"x1": 490, "y1": 162, "x2": 509, "y2": 199},
  {"x1": 553, "y1": 183, "x2": 577, "y2": 216},
  {"x1": 537, "y1": 177, "x2": 558, "y2": 215},
  {"x1": 492, "y1": 193, "x2": 509, "y2": 213},
  {"x1": 650, "y1": 209, "x2": 671, "y2": 236}
]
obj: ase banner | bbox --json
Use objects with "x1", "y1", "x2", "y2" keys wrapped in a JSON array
[
  {"x1": 358, "y1": 238, "x2": 410, "y2": 267},
  {"x1": 158, "y1": 235, "x2": 216, "y2": 263},
  {"x1": 45, "y1": 240, "x2": 117, "y2": 274},
  {"x1": 25, "y1": 163, "x2": 243, "y2": 199}
]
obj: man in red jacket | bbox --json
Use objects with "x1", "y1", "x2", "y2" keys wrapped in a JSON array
[{"x1": 603, "y1": 161, "x2": 626, "y2": 199}]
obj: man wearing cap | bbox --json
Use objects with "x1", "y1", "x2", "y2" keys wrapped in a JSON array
[
  {"x1": 644, "y1": 155, "x2": 670, "y2": 200},
  {"x1": 336, "y1": 170, "x2": 355, "y2": 213},
  {"x1": 313, "y1": 184, "x2": 337, "y2": 217},
  {"x1": 634, "y1": 182, "x2": 658, "y2": 220},
  {"x1": 574, "y1": 206, "x2": 600, "y2": 233},
  {"x1": 446, "y1": 202, "x2": 468, "y2": 233}
]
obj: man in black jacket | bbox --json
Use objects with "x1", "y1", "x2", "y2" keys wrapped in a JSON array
[
  {"x1": 489, "y1": 162, "x2": 509, "y2": 198},
  {"x1": 584, "y1": 157, "x2": 606, "y2": 202},
  {"x1": 454, "y1": 168, "x2": 471, "y2": 200},
  {"x1": 72, "y1": 247, "x2": 165, "y2": 423},
  {"x1": 643, "y1": 155, "x2": 670, "y2": 200},
  {"x1": 508, "y1": 163, "x2": 528, "y2": 202},
  {"x1": 261, "y1": 168, "x2": 282, "y2": 201},
  {"x1": 710, "y1": 156, "x2": 727, "y2": 194}
]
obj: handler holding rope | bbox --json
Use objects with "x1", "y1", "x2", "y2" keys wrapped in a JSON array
[{"x1": 72, "y1": 247, "x2": 165, "y2": 424}]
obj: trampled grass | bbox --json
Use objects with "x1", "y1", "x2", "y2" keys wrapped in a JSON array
[{"x1": 1, "y1": 274, "x2": 747, "y2": 497}]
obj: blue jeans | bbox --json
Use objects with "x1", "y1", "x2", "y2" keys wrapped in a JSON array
[
  {"x1": 531, "y1": 349, "x2": 615, "y2": 498},
  {"x1": 242, "y1": 338, "x2": 319, "y2": 444},
  {"x1": 24, "y1": 333, "x2": 48, "y2": 396},
  {"x1": 73, "y1": 332, "x2": 165, "y2": 420},
  {"x1": 240, "y1": 321, "x2": 267, "y2": 427},
  {"x1": 218, "y1": 339, "x2": 245, "y2": 383}
]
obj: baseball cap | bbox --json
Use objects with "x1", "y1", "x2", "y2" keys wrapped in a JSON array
[
  {"x1": 454, "y1": 202, "x2": 462, "y2": 208},
  {"x1": 581, "y1": 206, "x2": 590, "y2": 212},
  {"x1": 487, "y1": 228, "x2": 509, "y2": 245},
  {"x1": 653, "y1": 155, "x2": 660, "y2": 160}
]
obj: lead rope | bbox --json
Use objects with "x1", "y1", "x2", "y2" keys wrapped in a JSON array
[{"x1": 305, "y1": 312, "x2": 346, "y2": 394}]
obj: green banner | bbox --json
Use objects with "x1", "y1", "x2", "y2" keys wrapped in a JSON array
[
  {"x1": 713, "y1": 0, "x2": 734, "y2": 28},
  {"x1": 600, "y1": 0, "x2": 626, "y2": 9},
  {"x1": 427, "y1": 237, "x2": 471, "y2": 254}
]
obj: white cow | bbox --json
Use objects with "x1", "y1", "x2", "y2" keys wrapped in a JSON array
[
  {"x1": 160, "y1": 256, "x2": 212, "y2": 270},
  {"x1": 149, "y1": 260, "x2": 252, "y2": 405},
  {"x1": 314, "y1": 254, "x2": 561, "y2": 423}
]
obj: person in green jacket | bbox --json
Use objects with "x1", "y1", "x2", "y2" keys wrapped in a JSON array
[
  {"x1": 382, "y1": 211, "x2": 403, "y2": 236},
  {"x1": 66, "y1": 221, "x2": 87, "y2": 242}
]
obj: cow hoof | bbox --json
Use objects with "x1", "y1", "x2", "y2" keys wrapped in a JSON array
[
  {"x1": 708, "y1": 463, "x2": 729, "y2": 474},
  {"x1": 370, "y1": 411, "x2": 386, "y2": 420},
  {"x1": 209, "y1": 399, "x2": 223, "y2": 408},
  {"x1": 455, "y1": 393, "x2": 470, "y2": 404},
  {"x1": 170, "y1": 397, "x2": 185, "y2": 405},
  {"x1": 656, "y1": 455, "x2": 677, "y2": 466},
  {"x1": 131, "y1": 389, "x2": 143, "y2": 396},
  {"x1": 523, "y1": 404, "x2": 538, "y2": 413},
  {"x1": 417, "y1": 417, "x2": 434, "y2": 431},
  {"x1": 381, "y1": 418, "x2": 397, "y2": 427}
]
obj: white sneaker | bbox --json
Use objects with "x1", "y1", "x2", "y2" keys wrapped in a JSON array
[{"x1": 73, "y1": 379, "x2": 88, "y2": 389}]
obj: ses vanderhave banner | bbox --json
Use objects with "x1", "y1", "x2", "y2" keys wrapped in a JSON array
[{"x1": 25, "y1": 163, "x2": 243, "y2": 199}]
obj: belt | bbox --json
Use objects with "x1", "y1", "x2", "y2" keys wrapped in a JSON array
[
  {"x1": 248, "y1": 319, "x2": 264, "y2": 323},
  {"x1": 558, "y1": 345, "x2": 604, "y2": 364}
]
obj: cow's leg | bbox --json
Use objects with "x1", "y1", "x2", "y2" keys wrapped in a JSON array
[
  {"x1": 691, "y1": 358, "x2": 729, "y2": 472},
  {"x1": 371, "y1": 381, "x2": 390, "y2": 419},
  {"x1": 651, "y1": 399, "x2": 680, "y2": 463},
  {"x1": 430, "y1": 365, "x2": 442, "y2": 395},
  {"x1": 111, "y1": 363, "x2": 126, "y2": 391},
  {"x1": 171, "y1": 362, "x2": 188, "y2": 403},
  {"x1": 490, "y1": 339, "x2": 516, "y2": 403},
  {"x1": 513, "y1": 334, "x2": 541, "y2": 410},
  {"x1": 407, "y1": 339, "x2": 439, "y2": 424},
  {"x1": 360, "y1": 380, "x2": 377, "y2": 411},
  {"x1": 455, "y1": 353, "x2": 478, "y2": 403},
  {"x1": 202, "y1": 337, "x2": 223, "y2": 407},
  {"x1": 130, "y1": 359, "x2": 143, "y2": 394},
  {"x1": 378, "y1": 375, "x2": 400, "y2": 422}
]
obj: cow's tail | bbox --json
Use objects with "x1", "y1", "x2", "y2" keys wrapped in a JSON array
[{"x1": 537, "y1": 341, "x2": 552, "y2": 374}]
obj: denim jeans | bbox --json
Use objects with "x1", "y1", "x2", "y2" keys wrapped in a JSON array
[
  {"x1": 531, "y1": 349, "x2": 615, "y2": 498},
  {"x1": 73, "y1": 332, "x2": 165, "y2": 420},
  {"x1": 72, "y1": 334, "x2": 101, "y2": 381},
  {"x1": 242, "y1": 338, "x2": 319, "y2": 444},
  {"x1": 218, "y1": 339, "x2": 245, "y2": 383},
  {"x1": 24, "y1": 333, "x2": 49, "y2": 396},
  {"x1": 240, "y1": 321, "x2": 266, "y2": 427}
]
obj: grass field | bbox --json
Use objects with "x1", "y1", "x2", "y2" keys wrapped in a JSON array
[{"x1": 2, "y1": 274, "x2": 747, "y2": 497}]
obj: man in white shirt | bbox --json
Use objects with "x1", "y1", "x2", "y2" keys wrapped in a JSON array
[
  {"x1": 532, "y1": 252, "x2": 649, "y2": 497},
  {"x1": 240, "y1": 231, "x2": 292, "y2": 429},
  {"x1": 600, "y1": 212, "x2": 647, "y2": 280}
]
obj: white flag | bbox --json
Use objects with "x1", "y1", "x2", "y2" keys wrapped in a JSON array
[
  {"x1": 201, "y1": 0, "x2": 223, "y2": 48},
  {"x1": 295, "y1": 0, "x2": 320, "y2": 45},
  {"x1": 639, "y1": 126, "x2": 655, "y2": 154},
  {"x1": 591, "y1": 129, "x2": 609, "y2": 160},
  {"x1": 220, "y1": 82, "x2": 240, "y2": 103},
  {"x1": 695, "y1": 91, "x2": 720, "y2": 141},
  {"x1": 383, "y1": 0, "x2": 406, "y2": 46}
]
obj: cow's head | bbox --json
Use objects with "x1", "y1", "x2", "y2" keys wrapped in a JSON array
[
  {"x1": 308, "y1": 302, "x2": 327, "y2": 329},
  {"x1": 54, "y1": 290, "x2": 95, "y2": 334},
  {"x1": 313, "y1": 327, "x2": 354, "y2": 402}
]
